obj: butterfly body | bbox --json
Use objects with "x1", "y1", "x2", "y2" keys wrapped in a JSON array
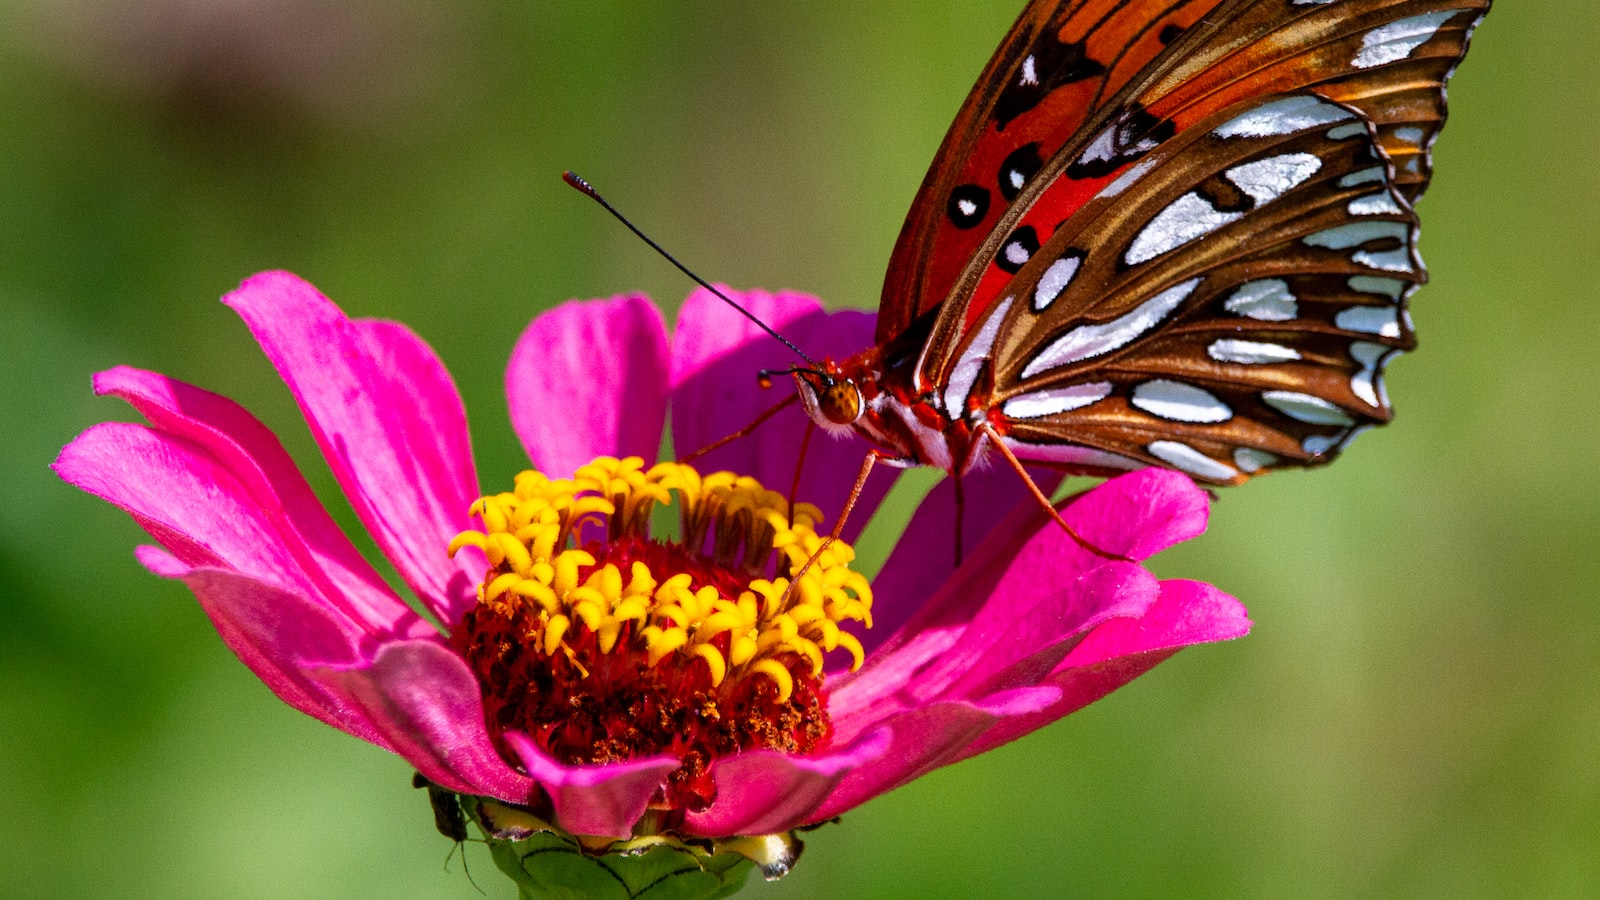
[{"x1": 797, "y1": 0, "x2": 1489, "y2": 488}]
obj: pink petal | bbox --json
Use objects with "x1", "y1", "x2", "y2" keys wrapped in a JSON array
[
  {"x1": 313, "y1": 640, "x2": 537, "y2": 802},
  {"x1": 223, "y1": 271, "x2": 484, "y2": 625},
  {"x1": 865, "y1": 465, "x2": 1062, "y2": 656},
  {"x1": 669, "y1": 287, "x2": 895, "y2": 543},
  {"x1": 139, "y1": 555, "x2": 398, "y2": 752},
  {"x1": 502, "y1": 733, "x2": 679, "y2": 839},
  {"x1": 90, "y1": 365, "x2": 419, "y2": 634},
  {"x1": 809, "y1": 692, "x2": 1057, "y2": 822},
  {"x1": 1063, "y1": 578, "x2": 1251, "y2": 667},
  {"x1": 957, "y1": 579, "x2": 1250, "y2": 759},
  {"x1": 506, "y1": 295, "x2": 670, "y2": 479},
  {"x1": 57, "y1": 422, "x2": 394, "y2": 634},
  {"x1": 681, "y1": 727, "x2": 893, "y2": 837},
  {"x1": 831, "y1": 559, "x2": 1156, "y2": 738},
  {"x1": 929, "y1": 562, "x2": 1160, "y2": 701},
  {"x1": 863, "y1": 467, "x2": 1208, "y2": 659},
  {"x1": 1058, "y1": 467, "x2": 1211, "y2": 561}
]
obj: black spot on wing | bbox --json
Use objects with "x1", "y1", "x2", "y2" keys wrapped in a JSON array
[
  {"x1": 995, "y1": 225, "x2": 1040, "y2": 274},
  {"x1": 947, "y1": 184, "x2": 991, "y2": 229},
  {"x1": 999, "y1": 142, "x2": 1044, "y2": 201},
  {"x1": 993, "y1": 33, "x2": 1105, "y2": 131}
]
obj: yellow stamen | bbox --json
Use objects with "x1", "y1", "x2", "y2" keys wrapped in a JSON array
[{"x1": 448, "y1": 456, "x2": 872, "y2": 695}]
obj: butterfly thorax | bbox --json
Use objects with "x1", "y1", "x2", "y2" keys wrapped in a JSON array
[{"x1": 798, "y1": 321, "x2": 988, "y2": 477}]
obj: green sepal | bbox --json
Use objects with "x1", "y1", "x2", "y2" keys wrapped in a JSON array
[
  {"x1": 470, "y1": 798, "x2": 803, "y2": 900},
  {"x1": 485, "y1": 831, "x2": 753, "y2": 900}
]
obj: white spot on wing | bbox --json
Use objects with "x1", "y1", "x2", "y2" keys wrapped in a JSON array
[
  {"x1": 1357, "y1": 247, "x2": 1415, "y2": 272},
  {"x1": 1208, "y1": 339, "x2": 1301, "y2": 364},
  {"x1": 1306, "y1": 221, "x2": 1409, "y2": 249},
  {"x1": 1303, "y1": 433, "x2": 1341, "y2": 456},
  {"x1": 1327, "y1": 122, "x2": 1368, "y2": 141},
  {"x1": 1002, "y1": 382, "x2": 1114, "y2": 419},
  {"x1": 1226, "y1": 153, "x2": 1322, "y2": 205},
  {"x1": 1020, "y1": 54, "x2": 1039, "y2": 86},
  {"x1": 1349, "y1": 341, "x2": 1391, "y2": 407},
  {"x1": 1306, "y1": 221, "x2": 1415, "y2": 272},
  {"x1": 1224, "y1": 279, "x2": 1297, "y2": 321},
  {"x1": 1133, "y1": 380, "x2": 1232, "y2": 423},
  {"x1": 1263, "y1": 390, "x2": 1356, "y2": 426},
  {"x1": 1353, "y1": 11, "x2": 1458, "y2": 69},
  {"x1": 1349, "y1": 275, "x2": 1407, "y2": 298},
  {"x1": 1126, "y1": 193, "x2": 1243, "y2": 264},
  {"x1": 1335, "y1": 305, "x2": 1402, "y2": 338},
  {"x1": 942, "y1": 295, "x2": 1014, "y2": 417},
  {"x1": 1340, "y1": 167, "x2": 1386, "y2": 189},
  {"x1": 1349, "y1": 192, "x2": 1403, "y2": 216},
  {"x1": 1213, "y1": 95, "x2": 1353, "y2": 139},
  {"x1": 1233, "y1": 447, "x2": 1277, "y2": 473},
  {"x1": 1021, "y1": 278, "x2": 1201, "y2": 378},
  {"x1": 1034, "y1": 255, "x2": 1081, "y2": 311},
  {"x1": 1148, "y1": 440, "x2": 1240, "y2": 481},
  {"x1": 1394, "y1": 125, "x2": 1426, "y2": 145},
  {"x1": 1102, "y1": 155, "x2": 1160, "y2": 198},
  {"x1": 956, "y1": 198, "x2": 978, "y2": 217},
  {"x1": 1077, "y1": 124, "x2": 1119, "y2": 166},
  {"x1": 1004, "y1": 240, "x2": 1032, "y2": 267}
]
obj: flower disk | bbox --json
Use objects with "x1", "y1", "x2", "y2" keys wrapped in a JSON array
[{"x1": 446, "y1": 456, "x2": 872, "y2": 816}]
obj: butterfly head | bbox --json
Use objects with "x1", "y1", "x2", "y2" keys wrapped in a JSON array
[{"x1": 793, "y1": 366, "x2": 864, "y2": 433}]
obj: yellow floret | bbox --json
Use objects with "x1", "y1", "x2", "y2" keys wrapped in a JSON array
[{"x1": 446, "y1": 456, "x2": 874, "y2": 693}]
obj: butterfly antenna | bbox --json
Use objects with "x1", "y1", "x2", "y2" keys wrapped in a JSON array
[{"x1": 563, "y1": 171, "x2": 818, "y2": 368}]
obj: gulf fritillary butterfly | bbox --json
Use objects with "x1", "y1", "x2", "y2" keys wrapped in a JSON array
[{"x1": 786, "y1": 0, "x2": 1489, "y2": 509}]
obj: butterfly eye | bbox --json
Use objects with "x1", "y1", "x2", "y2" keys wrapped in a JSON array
[{"x1": 820, "y1": 381, "x2": 864, "y2": 426}]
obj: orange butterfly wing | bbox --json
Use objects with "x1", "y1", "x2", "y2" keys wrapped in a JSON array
[{"x1": 880, "y1": 0, "x2": 1486, "y2": 484}]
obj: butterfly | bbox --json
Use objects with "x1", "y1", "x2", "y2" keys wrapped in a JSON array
[{"x1": 785, "y1": 0, "x2": 1489, "y2": 533}]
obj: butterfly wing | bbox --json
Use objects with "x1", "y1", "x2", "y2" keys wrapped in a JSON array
[
  {"x1": 878, "y1": 0, "x2": 1238, "y2": 347},
  {"x1": 921, "y1": 0, "x2": 1488, "y2": 484}
]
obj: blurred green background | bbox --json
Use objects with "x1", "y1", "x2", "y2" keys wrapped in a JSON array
[{"x1": 2, "y1": 2, "x2": 1592, "y2": 897}]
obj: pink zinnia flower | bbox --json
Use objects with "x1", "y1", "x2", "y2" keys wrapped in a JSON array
[{"x1": 54, "y1": 271, "x2": 1247, "y2": 875}]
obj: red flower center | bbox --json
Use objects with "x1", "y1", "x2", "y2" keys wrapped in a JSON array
[{"x1": 447, "y1": 458, "x2": 872, "y2": 820}]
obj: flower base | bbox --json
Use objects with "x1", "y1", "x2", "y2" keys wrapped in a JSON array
[{"x1": 471, "y1": 797, "x2": 801, "y2": 900}]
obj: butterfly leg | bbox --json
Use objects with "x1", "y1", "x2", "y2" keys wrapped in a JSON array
[
  {"x1": 974, "y1": 422, "x2": 1131, "y2": 563},
  {"x1": 781, "y1": 451, "x2": 882, "y2": 599},
  {"x1": 788, "y1": 419, "x2": 817, "y2": 528},
  {"x1": 678, "y1": 391, "x2": 798, "y2": 464}
]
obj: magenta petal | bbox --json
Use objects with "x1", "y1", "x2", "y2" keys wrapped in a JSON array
[
  {"x1": 958, "y1": 579, "x2": 1251, "y2": 759},
  {"x1": 223, "y1": 271, "x2": 484, "y2": 624},
  {"x1": 681, "y1": 727, "x2": 893, "y2": 837},
  {"x1": 314, "y1": 640, "x2": 536, "y2": 802},
  {"x1": 668, "y1": 287, "x2": 896, "y2": 542},
  {"x1": 861, "y1": 467, "x2": 1208, "y2": 661},
  {"x1": 506, "y1": 295, "x2": 669, "y2": 478},
  {"x1": 91, "y1": 365, "x2": 422, "y2": 635},
  {"x1": 865, "y1": 465, "x2": 1062, "y2": 655},
  {"x1": 501, "y1": 732, "x2": 678, "y2": 838},
  {"x1": 143, "y1": 558, "x2": 397, "y2": 751},
  {"x1": 832, "y1": 560, "x2": 1156, "y2": 737},
  {"x1": 809, "y1": 697, "x2": 1027, "y2": 821},
  {"x1": 933, "y1": 562, "x2": 1160, "y2": 701},
  {"x1": 1059, "y1": 467, "x2": 1211, "y2": 560},
  {"x1": 1064, "y1": 578, "x2": 1251, "y2": 667},
  {"x1": 58, "y1": 422, "x2": 363, "y2": 621}
]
